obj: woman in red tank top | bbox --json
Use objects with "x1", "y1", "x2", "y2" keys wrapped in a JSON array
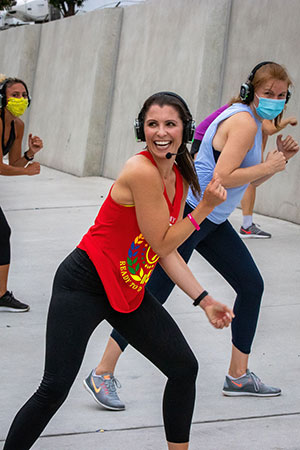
[{"x1": 4, "y1": 92, "x2": 233, "y2": 450}]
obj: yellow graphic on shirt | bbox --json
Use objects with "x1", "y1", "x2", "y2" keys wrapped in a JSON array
[{"x1": 119, "y1": 233, "x2": 159, "y2": 292}]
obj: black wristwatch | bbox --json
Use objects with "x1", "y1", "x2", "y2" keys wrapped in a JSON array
[{"x1": 24, "y1": 150, "x2": 34, "y2": 161}]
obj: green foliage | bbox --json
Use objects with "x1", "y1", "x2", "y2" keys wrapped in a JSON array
[
  {"x1": 48, "y1": 0, "x2": 86, "y2": 17},
  {"x1": 0, "y1": 0, "x2": 16, "y2": 11}
]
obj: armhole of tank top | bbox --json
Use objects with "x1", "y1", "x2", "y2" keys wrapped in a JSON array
[
  {"x1": 109, "y1": 183, "x2": 135, "y2": 208},
  {"x1": 212, "y1": 147, "x2": 221, "y2": 163}
]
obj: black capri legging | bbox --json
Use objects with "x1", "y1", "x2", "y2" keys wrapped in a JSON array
[
  {"x1": 0, "y1": 207, "x2": 11, "y2": 265},
  {"x1": 4, "y1": 248, "x2": 198, "y2": 449}
]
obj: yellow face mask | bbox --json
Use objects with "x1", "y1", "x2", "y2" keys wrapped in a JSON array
[{"x1": 6, "y1": 97, "x2": 29, "y2": 117}]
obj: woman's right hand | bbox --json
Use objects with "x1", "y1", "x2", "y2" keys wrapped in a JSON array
[
  {"x1": 265, "y1": 149, "x2": 286, "y2": 174},
  {"x1": 200, "y1": 295, "x2": 234, "y2": 329},
  {"x1": 201, "y1": 173, "x2": 227, "y2": 209},
  {"x1": 25, "y1": 162, "x2": 40, "y2": 176}
]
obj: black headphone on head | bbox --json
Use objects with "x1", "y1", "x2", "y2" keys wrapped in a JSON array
[
  {"x1": 240, "y1": 61, "x2": 291, "y2": 104},
  {"x1": 0, "y1": 78, "x2": 31, "y2": 109},
  {"x1": 134, "y1": 91, "x2": 195, "y2": 144}
]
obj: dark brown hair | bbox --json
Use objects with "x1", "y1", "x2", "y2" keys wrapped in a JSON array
[{"x1": 139, "y1": 92, "x2": 201, "y2": 197}]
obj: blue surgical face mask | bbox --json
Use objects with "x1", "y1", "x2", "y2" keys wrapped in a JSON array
[{"x1": 255, "y1": 95, "x2": 285, "y2": 120}]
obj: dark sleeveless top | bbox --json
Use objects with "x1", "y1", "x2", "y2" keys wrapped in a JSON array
[{"x1": 1, "y1": 112, "x2": 16, "y2": 156}]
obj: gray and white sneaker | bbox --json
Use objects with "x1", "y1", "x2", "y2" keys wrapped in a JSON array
[
  {"x1": 239, "y1": 223, "x2": 271, "y2": 239},
  {"x1": 222, "y1": 369, "x2": 281, "y2": 397},
  {"x1": 83, "y1": 370, "x2": 125, "y2": 410}
]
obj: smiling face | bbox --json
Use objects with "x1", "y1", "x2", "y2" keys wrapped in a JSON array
[{"x1": 144, "y1": 104, "x2": 184, "y2": 159}]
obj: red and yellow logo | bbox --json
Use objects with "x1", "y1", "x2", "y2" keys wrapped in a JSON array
[{"x1": 120, "y1": 233, "x2": 159, "y2": 292}]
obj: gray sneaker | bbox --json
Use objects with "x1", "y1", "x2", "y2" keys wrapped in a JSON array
[
  {"x1": 83, "y1": 371, "x2": 125, "y2": 410},
  {"x1": 222, "y1": 369, "x2": 281, "y2": 397},
  {"x1": 239, "y1": 223, "x2": 271, "y2": 239}
]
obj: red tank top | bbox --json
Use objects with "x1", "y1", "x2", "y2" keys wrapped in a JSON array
[{"x1": 78, "y1": 151, "x2": 183, "y2": 313}]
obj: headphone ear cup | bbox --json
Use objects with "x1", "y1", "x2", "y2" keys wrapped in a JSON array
[
  {"x1": 240, "y1": 82, "x2": 254, "y2": 103},
  {"x1": 185, "y1": 119, "x2": 195, "y2": 144},
  {"x1": 0, "y1": 83, "x2": 5, "y2": 108},
  {"x1": 134, "y1": 118, "x2": 145, "y2": 142}
]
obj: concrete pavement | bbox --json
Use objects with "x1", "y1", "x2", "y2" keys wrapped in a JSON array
[{"x1": 1, "y1": 166, "x2": 300, "y2": 450}]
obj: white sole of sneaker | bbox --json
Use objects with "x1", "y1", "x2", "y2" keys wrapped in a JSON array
[
  {"x1": 222, "y1": 390, "x2": 281, "y2": 397},
  {"x1": 239, "y1": 234, "x2": 271, "y2": 239},
  {"x1": 0, "y1": 307, "x2": 30, "y2": 312},
  {"x1": 82, "y1": 379, "x2": 125, "y2": 411}
]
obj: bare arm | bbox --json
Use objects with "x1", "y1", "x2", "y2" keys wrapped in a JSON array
[
  {"x1": 0, "y1": 119, "x2": 40, "y2": 176},
  {"x1": 214, "y1": 113, "x2": 286, "y2": 188},
  {"x1": 114, "y1": 156, "x2": 226, "y2": 258},
  {"x1": 262, "y1": 116, "x2": 298, "y2": 136},
  {"x1": 8, "y1": 120, "x2": 29, "y2": 168},
  {"x1": 9, "y1": 121, "x2": 43, "y2": 166},
  {"x1": 252, "y1": 134, "x2": 299, "y2": 187},
  {"x1": 261, "y1": 117, "x2": 298, "y2": 152},
  {"x1": 133, "y1": 169, "x2": 226, "y2": 257}
]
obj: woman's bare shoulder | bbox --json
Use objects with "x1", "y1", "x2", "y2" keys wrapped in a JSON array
[
  {"x1": 13, "y1": 117, "x2": 24, "y2": 137},
  {"x1": 121, "y1": 153, "x2": 159, "y2": 181},
  {"x1": 228, "y1": 110, "x2": 257, "y2": 129}
]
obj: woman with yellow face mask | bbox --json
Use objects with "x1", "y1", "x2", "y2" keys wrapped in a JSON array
[{"x1": 0, "y1": 76, "x2": 43, "y2": 313}]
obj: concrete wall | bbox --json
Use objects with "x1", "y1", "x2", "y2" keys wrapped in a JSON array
[
  {"x1": 222, "y1": 0, "x2": 300, "y2": 223},
  {"x1": 0, "y1": 24, "x2": 41, "y2": 91},
  {"x1": 0, "y1": 0, "x2": 300, "y2": 223},
  {"x1": 103, "y1": 0, "x2": 231, "y2": 178},
  {"x1": 0, "y1": 24, "x2": 41, "y2": 137},
  {"x1": 28, "y1": 8, "x2": 123, "y2": 176},
  {"x1": 220, "y1": 0, "x2": 300, "y2": 224}
]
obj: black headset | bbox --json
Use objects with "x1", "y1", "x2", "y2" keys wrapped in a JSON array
[
  {"x1": 134, "y1": 91, "x2": 195, "y2": 144},
  {"x1": 0, "y1": 78, "x2": 31, "y2": 109},
  {"x1": 240, "y1": 61, "x2": 291, "y2": 104}
]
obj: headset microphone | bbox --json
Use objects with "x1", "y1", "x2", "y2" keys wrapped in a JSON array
[
  {"x1": 165, "y1": 149, "x2": 185, "y2": 159},
  {"x1": 165, "y1": 152, "x2": 174, "y2": 159}
]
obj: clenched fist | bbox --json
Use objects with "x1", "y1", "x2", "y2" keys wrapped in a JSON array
[
  {"x1": 25, "y1": 162, "x2": 40, "y2": 176},
  {"x1": 265, "y1": 149, "x2": 286, "y2": 174},
  {"x1": 277, "y1": 134, "x2": 299, "y2": 161},
  {"x1": 202, "y1": 173, "x2": 227, "y2": 209},
  {"x1": 28, "y1": 134, "x2": 43, "y2": 155}
]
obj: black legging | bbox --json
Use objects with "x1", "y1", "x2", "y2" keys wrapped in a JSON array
[
  {"x1": 0, "y1": 207, "x2": 11, "y2": 265},
  {"x1": 112, "y1": 204, "x2": 264, "y2": 354},
  {"x1": 4, "y1": 248, "x2": 198, "y2": 449}
]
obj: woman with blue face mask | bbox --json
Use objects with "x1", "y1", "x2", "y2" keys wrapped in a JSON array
[
  {"x1": 84, "y1": 62, "x2": 299, "y2": 411},
  {"x1": 151, "y1": 61, "x2": 299, "y2": 395},
  {"x1": 0, "y1": 77, "x2": 43, "y2": 313}
]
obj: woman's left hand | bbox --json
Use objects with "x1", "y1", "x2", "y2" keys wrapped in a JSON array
[
  {"x1": 202, "y1": 173, "x2": 227, "y2": 209},
  {"x1": 200, "y1": 295, "x2": 234, "y2": 329},
  {"x1": 277, "y1": 134, "x2": 299, "y2": 161},
  {"x1": 28, "y1": 133, "x2": 43, "y2": 154}
]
